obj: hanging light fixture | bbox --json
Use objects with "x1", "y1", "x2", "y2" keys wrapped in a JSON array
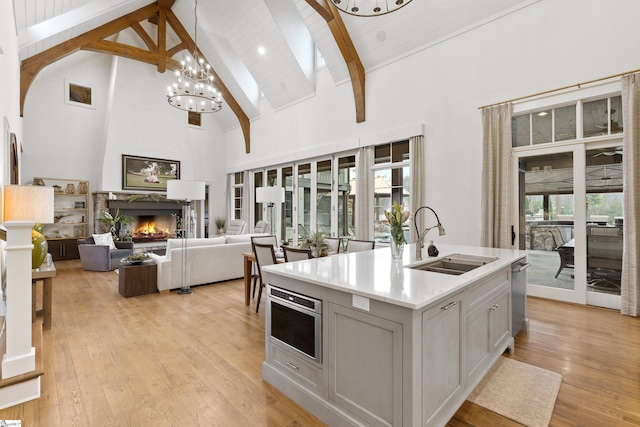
[
  {"x1": 329, "y1": 0, "x2": 413, "y2": 17},
  {"x1": 167, "y1": 0, "x2": 222, "y2": 113}
]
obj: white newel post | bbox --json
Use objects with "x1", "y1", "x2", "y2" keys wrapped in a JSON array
[
  {"x1": 2, "y1": 185, "x2": 54, "y2": 379},
  {"x1": 2, "y1": 222, "x2": 36, "y2": 378}
]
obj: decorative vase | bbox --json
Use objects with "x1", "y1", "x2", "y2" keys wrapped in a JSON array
[
  {"x1": 390, "y1": 238, "x2": 405, "y2": 260},
  {"x1": 65, "y1": 183, "x2": 76, "y2": 194},
  {"x1": 77, "y1": 181, "x2": 88, "y2": 194},
  {"x1": 32, "y1": 226, "x2": 48, "y2": 269}
]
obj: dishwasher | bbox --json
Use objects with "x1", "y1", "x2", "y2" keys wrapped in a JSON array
[{"x1": 511, "y1": 258, "x2": 531, "y2": 337}]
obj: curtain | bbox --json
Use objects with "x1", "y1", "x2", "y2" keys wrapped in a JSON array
[
  {"x1": 410, "y1": 135, "x2": 425, "y2": 243},
  {"x1": 481, "y1": 103, "x2": 513, "y2": 249},
  {"x1": 621, "y1": 74, "x2": 640, "y2": 317},
  {"x1": 355, "y1": 146, "x2": 373, "y2": 240}
]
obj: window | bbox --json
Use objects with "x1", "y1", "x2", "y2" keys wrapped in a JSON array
[
  {"x1": 373, "y1": 141, "x2": 410, "y2": 243},
  {"x1": 188, "y1": 111, "x2": 201, "y2": 126},
  {"x1": 512, "y1": 95, "x2": 622, "y2": 147},
  {"x1": 233, "y1": 172, "x2": 244, "y2": 220}
]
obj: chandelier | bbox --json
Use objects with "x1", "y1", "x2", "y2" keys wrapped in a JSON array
[
  {"x1": 166, "y1": 0, "x2": 222, "y2": 113},
  {"x1": 329, "y1": 0, "x2": 413, "y2": 16}
]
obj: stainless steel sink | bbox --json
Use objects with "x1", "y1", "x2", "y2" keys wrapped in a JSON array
[{"x1": 409, "y1": 253, "x2": 499, "y2": 275}]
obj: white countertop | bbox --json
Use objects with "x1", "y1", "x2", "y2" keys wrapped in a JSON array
[{"x1": 263, "y1": 243, "x2": 527, "y2": 310}]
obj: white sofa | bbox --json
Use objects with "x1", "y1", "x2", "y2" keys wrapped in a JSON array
[{"x1": 149, "y1": 234, "x2": 267, "y2": 292}]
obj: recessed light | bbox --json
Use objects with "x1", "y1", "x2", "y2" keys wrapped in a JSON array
[
  {"x1": 538, "y1": 111, "x2": 548, "y2": 117},
  {"x1": 257, "y1": 46, "x2": 266, "y2": 55}
]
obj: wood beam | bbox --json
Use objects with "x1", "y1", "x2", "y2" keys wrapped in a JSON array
[
  {"x1": 20, "y1": 1, "x2": 251, "y2": 153},
  {"x1": 306, "y1": 0, "x2": 366, "y2": 123}
]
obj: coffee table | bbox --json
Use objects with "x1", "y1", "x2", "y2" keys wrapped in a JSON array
[{"x1": 118, "y1": 261, "x2": 157, "y2": 297}]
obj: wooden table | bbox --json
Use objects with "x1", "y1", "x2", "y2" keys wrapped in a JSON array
[
  {"x1": 243, "y1": 252, "x2": 256, "y2": 306},
  {"x1": 32, "y1": 262, "x2": 56, "y2": 330},
  {"x1": 119, "y1": 261, "x2": 158, "y2": 297}
]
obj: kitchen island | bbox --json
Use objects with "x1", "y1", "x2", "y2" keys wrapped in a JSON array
[{"x1": 262, "y1": 243, "x2": 527, "y2": 427}]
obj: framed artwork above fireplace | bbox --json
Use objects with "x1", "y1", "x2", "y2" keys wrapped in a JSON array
[{"x1": 122, "y1": 154, "x2": 180, "y2": 192}]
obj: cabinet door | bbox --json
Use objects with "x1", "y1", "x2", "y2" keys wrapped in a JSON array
[
  {"x1": 327, "y1": 303, "x2": 403, "y2": 427},
  {"x1": 466, "y1": 303, "x2": 491, "y2": 387},
  {"x1": 490, "y1": 287, "x2": 511, "y2": 354},
  {"x1": 422, "y1": 292, "x2": 464, "y2": 426}
]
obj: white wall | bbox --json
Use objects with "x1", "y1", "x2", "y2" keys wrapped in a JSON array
[
  {"x1": 223, "y1": 0, "x2": 640, "y2": 245},
  {"x1": 1, "y1": 0, "x2": 21, "y2": 187}
]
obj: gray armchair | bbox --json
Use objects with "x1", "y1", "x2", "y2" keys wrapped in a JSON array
[{"x1": 77, "y1": 237, "x2": 134, "y2": 271}]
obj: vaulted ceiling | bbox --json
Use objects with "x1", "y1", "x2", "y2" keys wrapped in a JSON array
[{"x1": 14, "y1": 0, "x2": 538, "y2": 151}]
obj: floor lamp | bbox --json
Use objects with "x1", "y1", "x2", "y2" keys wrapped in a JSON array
[
  {"x1": 167, "y1": 180, "x2": 205, "y2": 295},
  {"x1": 2, "y1": 185, "x2": 53, "y2": 379},
  {"x1": 255, "y1": 187, "x2": 285, "y2": 235}
]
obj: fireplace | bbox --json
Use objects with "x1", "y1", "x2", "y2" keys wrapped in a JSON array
[
  {"x1": 104, "y1": 199, "x2": 183, "y2": 242},
  {"x1": 130, "y1": 215, "x2": 176, "y2": 242}
]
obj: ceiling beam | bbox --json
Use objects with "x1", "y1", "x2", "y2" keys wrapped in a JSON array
[
  {"x1": 306, "y1": 0, "x2": 366, "y2": 123},
  {"x1": 20, "y1": 1, "x2": 251, "y2": 153}
]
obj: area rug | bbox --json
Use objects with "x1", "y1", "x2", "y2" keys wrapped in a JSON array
[{"x1": 468, "y1": 357, "x2": 562, "y2": 427}]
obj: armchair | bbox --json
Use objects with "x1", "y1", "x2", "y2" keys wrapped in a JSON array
[
  {"x1": 77, "y1": 237, "x2": 134, "y2": 271},
  {"x1": 226, "y1": 219, "x2": 247, "y2": 235}
]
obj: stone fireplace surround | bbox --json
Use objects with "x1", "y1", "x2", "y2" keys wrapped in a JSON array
[{"x1": 93, "y1": 192, "x2": 183, "y2": 252}]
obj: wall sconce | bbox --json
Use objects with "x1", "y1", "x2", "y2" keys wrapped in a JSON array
[
  {"x1": 167, "y1": 180, "x2": 205, "y2": 295},
  {"x1": 2, "y1": 185, "x2": 53, "y2": 379}
]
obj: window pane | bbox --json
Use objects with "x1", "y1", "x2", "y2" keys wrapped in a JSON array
[
  {"x1": 532, "y1": 110, "x2": 552, "y2": 144},
  {"x1": 554, "y1": 105, "x2": 576, "y2": 142},
  {"x1": 610, "y1": 95, "x2": 623, "y2": 134},
  {"x1": 512, "y1": 114, "x2": 530, "y2": 147},
  {"x1": 374, "y1": 169, "x2": 392, "y2": 242},
  {"x1": 235, "y1": 172, "x2": 244, "y2": 184},
  {"x1": 282, "y1": 167, "x2": 293, "y2": 244},
  {"x1": 374, "y1": 144, "x2": 390, "y2": 164},
  {"x1": 316, "y1": 160, "x2": 332, "y2": 235},
  {"x1": 392, "y1": 141, "x2": 409, "y2": 162},
  {"x1": 298, "y1": 164, "x2": 311, "y2": 240},
  {"x1": 583, "y1": 98, "x2": 608, "y2": 138},
  {"x1": 254, "y1": 171, "x2": 263, "y2": 221},
  {"x1": 338, "y1": 156, "x2": 356, "y2": 238}
]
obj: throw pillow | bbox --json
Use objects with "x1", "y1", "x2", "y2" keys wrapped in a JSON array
[{"x1": 93, "y1": 233, "x2": 116, "y2": 250}]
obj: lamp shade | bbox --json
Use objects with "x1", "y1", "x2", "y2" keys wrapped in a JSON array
[
  {"x1": 3, "y1": 185, "x2": 54, "y2": 223},
  {"x1": 255, "y1": 187, "x2": 285, "y2": 203},
  {"x1": 167, "y1": 180, "x2": 205, "y2": 201}
]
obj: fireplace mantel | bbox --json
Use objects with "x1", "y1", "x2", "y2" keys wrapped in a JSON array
[{"x1": 107, "y1": 199, "x2": 182, "y2": 216}]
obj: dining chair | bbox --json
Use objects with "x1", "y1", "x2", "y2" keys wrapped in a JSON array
[
  {"x1": 253, "y1": 242, "x2": 278, "y2": 313},
  {"x1": 283, "y1": 246, "x2": 312, "y2": 262},
  {"x1": 325, "y1": 237, "x2": 342, "y2": 254},
  {"x1": 345, "y1": 239, "x2": 375, "y2": 253},
  {"x1": 251, "y1": 235, "x2": 279, "y2": 299}
]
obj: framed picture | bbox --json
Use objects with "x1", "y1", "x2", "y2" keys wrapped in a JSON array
[{"x1": 122, "y1": 154, "x2": 180, "y2": 191}]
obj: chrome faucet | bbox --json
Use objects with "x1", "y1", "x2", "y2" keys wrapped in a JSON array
[{"x1": 413, "y1": 206, "x2": 446, "y2": 261}]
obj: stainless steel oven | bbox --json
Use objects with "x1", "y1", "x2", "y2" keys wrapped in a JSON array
[{"x1": 266, "y1": 285, "x2": 322, "y2": 363}]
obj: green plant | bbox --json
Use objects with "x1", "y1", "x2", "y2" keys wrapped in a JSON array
[
  {"x1": 214, "y1": 216, "x2": 226, "y2": 230},
  {"x1": 300, "y1": 231, "x2": 330, "y2": 257},
  {"x1": 122, "y1": 252, "x2": 151, "y2": 262},
  {"x1": 383, "y1": 201, "x2": 410, "y2": 245},
  {"x1": 97, "y1": 208, "x2": 135, "y2": 238}
]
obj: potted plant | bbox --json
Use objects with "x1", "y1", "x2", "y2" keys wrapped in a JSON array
[
  {"x1": 97, "y1": 208, "x2": 135, "y2": 240},
  {"x1": 301, "y1": 231, "x2": 330, "y2": 257},
  {"x1": 214, "y1": 217, "x2": 226, "y2": 235}
]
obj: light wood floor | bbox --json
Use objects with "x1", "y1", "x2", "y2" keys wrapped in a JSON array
[{"x1": 2, "y1": 260, "x2": 638, "y2": 426}]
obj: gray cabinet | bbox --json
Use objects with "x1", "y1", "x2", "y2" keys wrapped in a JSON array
[
  {"x1": 466, "y1": 271, "x2": 512, "y2": 389},
  {"x1": 422, "y1": 291, "x2": 465, "y2": 426},
  {"x1": 327, "y1": 303, "x2": 403, "y2": 427}
]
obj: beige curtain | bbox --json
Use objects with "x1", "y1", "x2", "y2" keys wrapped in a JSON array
[
  {"x1": 481, "y1": 103, "x2": 513, "y2": 249},
  {"x1": 242, "y1": 170, "x2": 250, "y2": 223},
  {"x1": 410, "y1": 135, "x2": 425, "y2": 243},
  {"x1": 621, "y1": 74, "x2": 640, "y2": 317},
  {"x1": 356, "y1": 146, "x2": 373, "y2": 240}
]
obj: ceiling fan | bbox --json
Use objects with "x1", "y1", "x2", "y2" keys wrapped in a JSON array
[{"x1": 593, "y1": 148, "x2": 623, "y2": 157}]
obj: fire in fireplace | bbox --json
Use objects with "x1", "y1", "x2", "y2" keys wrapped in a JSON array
[{"x1": 130, "y1": 215, "x2": 175, "y2": 242}]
